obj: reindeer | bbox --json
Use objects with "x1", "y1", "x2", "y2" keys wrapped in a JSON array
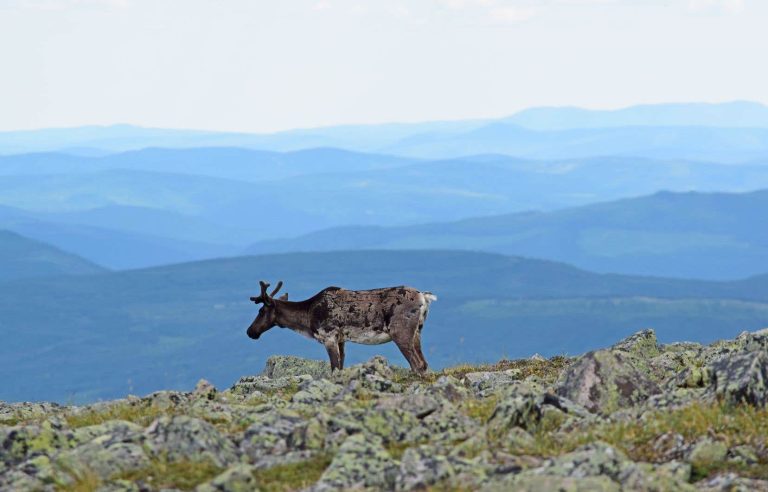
[{"x1": 246, "y1": 281, "x2": 437, "y2": 373}]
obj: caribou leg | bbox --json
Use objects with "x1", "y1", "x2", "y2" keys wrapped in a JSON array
[
  {"x1": 338, "y1": 341, "x2": 346, "y2": 370},
  {"x1": 412, "y1": 330, "x2": 428, "y2": 373},
  {"x1": 324, "y1": 341, "x2": 342, "y2": 371},
  {"x1": 392, "y1": 330, "x2": 424, "y2": 374}
]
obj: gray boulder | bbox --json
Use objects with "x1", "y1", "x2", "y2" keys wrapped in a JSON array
[
  {"x1": 709, "y1": 351, "x2": 768, "y2": 406},
  {"x1": 555, "y1": 330, "x2": 662, "y2": 414}
]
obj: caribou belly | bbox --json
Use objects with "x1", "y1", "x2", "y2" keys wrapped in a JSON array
[{"x1": 344, "y1": 326, "x2": 392, "y2": 345}]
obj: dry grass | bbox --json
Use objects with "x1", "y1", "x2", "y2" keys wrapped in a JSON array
[
  {"x1": 112, "y1": 458, "x2": 223, "y2": 490},
  {"x1": 253, "y1": 453, "x2": 333, "y2": 492},
  {"x1": 64, "y1": 402, "x2": 178, "y2": 429}
]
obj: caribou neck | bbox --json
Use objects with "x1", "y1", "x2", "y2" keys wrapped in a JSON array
[{"x1": 274, "y1": 300, "x2": 313, "y2": 335}]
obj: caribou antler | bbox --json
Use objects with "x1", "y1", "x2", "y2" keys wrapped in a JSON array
[
  {"x1": 249, "y1": 280, "x2": 272, "y2": 304},
  {"x1": 270, "y1": 281, "x2": 283, "y2": 298}
]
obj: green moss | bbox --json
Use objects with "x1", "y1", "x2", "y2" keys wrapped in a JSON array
[
  {"x1": 460, "y1": 395, "x2": 499, "y2": 423},
  {"x1": 386, "y1": 441, "x2": 414, "y2": 460},
  {"x1": 252, "y1": 453, "x2": 333, "y2": 492},
  {"x1": 112, "y1": 458, "x2": 223, "y2": 490}
]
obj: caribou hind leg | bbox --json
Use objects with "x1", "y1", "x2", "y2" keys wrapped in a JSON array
[
  {"x1": 412, "y1": 328, "x2": 428, "y2": 373},
  {"x1": 324, "y1": 340, "x2": 342, "y2": 371},
  {"x1": 392, "y1": 325, "x2": 426, "y2": 374}
]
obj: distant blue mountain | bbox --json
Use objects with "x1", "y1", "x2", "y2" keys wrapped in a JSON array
[
  {"x1": 0, "y1": 147, "x2": 416, "y2": 181},
  {"x1": 5, "y1": 150, "x2": 768, "y2": 269},
  {"x1": 503, "y1": 101, "x2": 768, "y2": 130},
  {"x1": 245, "y1": 189, "x2": 768, "y2": 281},
  {"x1": 3, "y1": 102, "x2": 768, "y2": 161},
  {"x1": 384, "y1": 124, "x2": 768, "y2": 161}
]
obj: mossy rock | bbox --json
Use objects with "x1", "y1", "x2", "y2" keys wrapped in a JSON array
[{"x1": 313, "y1": 433, "x2": 398, "y2": 491}]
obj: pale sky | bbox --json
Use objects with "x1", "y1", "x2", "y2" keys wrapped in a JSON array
[{"x1": 0, "y1": 0, "x2": 765, "y2": 132}]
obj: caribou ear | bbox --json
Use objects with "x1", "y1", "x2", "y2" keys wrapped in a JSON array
[
  {"x1": 250, "y1": 296, "x2": 263, "y2": 304},
  {"x1": 278, "y1": 293, "x2": 289, "y2": 301}
]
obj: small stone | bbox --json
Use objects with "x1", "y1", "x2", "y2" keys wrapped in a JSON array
[{"x1": 194, "y1": 379, "x2": 218, "y2": 401}]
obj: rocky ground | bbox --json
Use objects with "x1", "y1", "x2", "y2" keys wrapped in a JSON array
[{"x1": 3, "y1": 329, "x2": 768, "y2": 491}]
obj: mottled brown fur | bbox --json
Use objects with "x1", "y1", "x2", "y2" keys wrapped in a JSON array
[{"x1": 247, "y1": 282, "x2": 436, "y2": 373}]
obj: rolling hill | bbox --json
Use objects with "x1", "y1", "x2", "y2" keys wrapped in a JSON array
[
  {"x1": 0, "y1": 230, "x2": 106, "y2": 282},
  {"x1": 0, "y1": 147, "x2": 416, "y2": 181},
  {"x1": 1, "y1": 250, "x2": 767, "y2": 403},
  {"x1": 246, "y1": 189, "x2": 768, "y2": 281}
]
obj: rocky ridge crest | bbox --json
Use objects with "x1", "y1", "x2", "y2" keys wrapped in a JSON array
[{"x1": 2, "y1": 329, "x2": 768, "y2": 491}]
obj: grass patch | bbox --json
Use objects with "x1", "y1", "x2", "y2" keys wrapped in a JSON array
[
  {"x1": 253, "y1": 453, "x2": 333, "y2": 492},
  {"x1": 64, "y1": 402, "x2": 177, "y2": 429},
  {"x1": 441, "y1": 356, "x2": 571, "y2": 385},
  {"x1": 391, "y1": 355, "x2": 571, "y2": 388},
  {"x1": 112, "y1": 458, "x2": 223, "y2": 490},
  {"x1": 55, "y1": 466, "x2": 102, "y2": 492}
]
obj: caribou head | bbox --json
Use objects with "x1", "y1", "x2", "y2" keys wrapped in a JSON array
[{"x1": 246, "y1": 280, "x2": 287, "y2": 339}]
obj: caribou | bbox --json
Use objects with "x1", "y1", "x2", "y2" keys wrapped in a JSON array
[{"x1": 246, "y1": 281, "x2": 437, "y2": 373}]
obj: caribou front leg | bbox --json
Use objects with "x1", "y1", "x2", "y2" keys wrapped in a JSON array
[{"x1": 338, "y1": 341, "x2": 346, "y2": 370}]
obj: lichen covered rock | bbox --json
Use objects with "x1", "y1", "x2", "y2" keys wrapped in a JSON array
[
  {"x1": 263, "y1": 355, "x2": 331, "y2": 380},
  {"x1": 709, "y1": 351, "x2": 768, "y2": 406},
  {"x1": 145, "y1": 416, "x2": 239, "y2": 467},
  {"x1": 312, "y1": 433, "x2": 398, "y2": 491},
  {"x1": 196, "y1": 464, "x2": 259, "y2": 492},
  {"x1": 555, "y1": 331, "x2": 663, "y2": 414}
]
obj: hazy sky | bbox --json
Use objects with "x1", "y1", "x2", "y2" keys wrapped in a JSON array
[{"x1": 0, "y1": 0, "x2": 765, "y2": 132}]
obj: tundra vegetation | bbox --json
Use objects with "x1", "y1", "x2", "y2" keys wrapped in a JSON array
[{"x1": 3, "y1": 329, "x2": 768, "y2": 491}]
